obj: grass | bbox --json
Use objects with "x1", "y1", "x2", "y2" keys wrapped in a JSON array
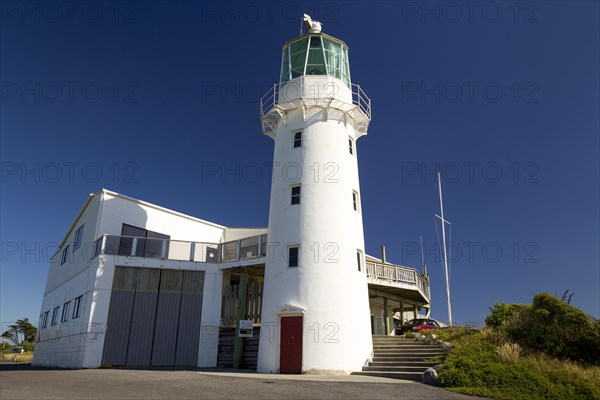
[
  {"x1": 0, "y1": 352, "x2": 34, "y2": 363},
  {"x1": 431, "y1": 328, "x2": 600, "y2": 400}
]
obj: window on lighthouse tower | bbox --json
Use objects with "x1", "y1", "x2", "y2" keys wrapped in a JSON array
[
  {"x1": 291, "y1": 185, "x2": 301, "y2": 205},
  {"x1": 293, "y1": 131, "x2": 302, "y2": 148},
  {"x1": 288, "y1": 246, "x2": 299, "y2": 268}
]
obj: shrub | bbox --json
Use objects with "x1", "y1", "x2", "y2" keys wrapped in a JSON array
[
  {"x1": 22, "y1": 341, "x2": 35, "y2": 352},
  {"x1": 485, "y1": 302, "x2": 530, "y2": 329},
  {"x1": 496, "y1": 342, "x2": 522, "y2": 363},
  {"x1": 503, "y1": 293, "x2": 600, "y2": 365}
]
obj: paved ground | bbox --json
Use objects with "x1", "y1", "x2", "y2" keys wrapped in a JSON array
[{"x1": 0, "y1": 363, "x2": 488, "y2": 400}]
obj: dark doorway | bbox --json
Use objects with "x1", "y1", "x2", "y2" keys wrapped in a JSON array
[{"x1": 280, "y1": 316, "x2": 302, "y2": 374}]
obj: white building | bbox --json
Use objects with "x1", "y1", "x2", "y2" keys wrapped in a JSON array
[{"x1": 33, "y1": 20, "x2": 430, "y2": 373}]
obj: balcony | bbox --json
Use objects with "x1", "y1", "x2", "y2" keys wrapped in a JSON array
[
  {"x1": 260, "y1": 76, "x2": 372, "y2": 137},
  {"x1": 93, "y1": 234, "x2": 267, "y2": 264},
  {"x1": 366, "y1": 261, "x2": 430, "y2": 305}
]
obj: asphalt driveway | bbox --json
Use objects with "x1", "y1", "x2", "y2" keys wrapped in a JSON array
[{"x1": 0, "y1": 363, "x2": 489, "y2": 400}]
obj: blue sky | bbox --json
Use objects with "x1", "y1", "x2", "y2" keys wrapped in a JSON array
[{"x1": 1, "y1": 1, "x2": 598, "y2": 328}]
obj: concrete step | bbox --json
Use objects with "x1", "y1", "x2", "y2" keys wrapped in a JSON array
[
  {"x1": 363, "y1": 365, "x2": 429, "y2": 372},
  {"x1": 352, "y1": 371, "x2": 422, "y2": 381},
  {"x1": 373, "y1": 353, "x2": 442, "y2": 358},
  {"x1": 373, "y1": 346, "x2": 445, "y2": 352},
  {"x1": 372, "y1": 356, "x2": 440, "y2": 362},
  {"x1": 369, "y1": 360, "x2": 437, "y2": 367},
  {"x1": 373, "y1": 344, "x2": 438, "y2": 348}
]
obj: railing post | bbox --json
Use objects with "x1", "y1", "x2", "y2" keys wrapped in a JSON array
[
  {"x1": 100, "y1": 235, "x2": 107, "y2": 255},
  {"x1": 237, "y1": 240, "x2": 241, "y2": 261},
  {"x1": 161, "y1": 239, "x2": 167, "y2": 259},
  {"x1": 190, "y1": 242, "x2": 195, "y2": 262},
  {"x1": 131, "y1": 237, "x2": 137, "y2": 257}
]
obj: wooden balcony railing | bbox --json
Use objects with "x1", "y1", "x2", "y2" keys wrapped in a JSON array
[{"x1": 366, "y1": 261, "x2": 429, "y2": 299}]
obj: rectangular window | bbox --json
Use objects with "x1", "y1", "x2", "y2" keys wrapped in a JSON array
[
  {"x1": 349, "y1": 137, "x2": 354, "y2": 155},
  {"x1": 293, "y1": 131, "x2": 302, "y2": 148},
  {"x1": 61, "y1": 301, "x2": 71, "y2": 322},
  {"x1": 119, "y1": 224, "x2": 170, "y2": 258},
  {"x1": 357, "y1": 250, "x2": 363, "y2": 272},
  {"x1": 61, "y1": 245, "x2": 70, "y2": 265},
  {"x1": 72, "y1": 295, "x2": 83, "y2": 319},
  {"x1": 288, "y1": 246, "x2": 299, "y2": 268},
  {"x1": 41, "y1": 311, "x2": 49, "y2": 328},
  {"x1": 73, "y1": 225, "x2": 84, "y2": 252},
  {"x1": 94, "y1": 237, "x2": 102, "y2": 257},
  {"x1": 352, "y1": 191, "x2": 359, "y2": 211},
  {"x1": 291, "y1": 185, "x2": 301, "y2": 205},
  {"x1": 51, "y1": 306, "x2": 60, "y2": 326}
]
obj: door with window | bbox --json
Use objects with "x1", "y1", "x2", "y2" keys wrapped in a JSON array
[{"x1": 280, "y1": 316, "x2": 302, "y2": 374}]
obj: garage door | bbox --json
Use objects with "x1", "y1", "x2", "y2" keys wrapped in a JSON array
[{"x1": 101, "y1": 266, "x2": 205, "y2": 367}]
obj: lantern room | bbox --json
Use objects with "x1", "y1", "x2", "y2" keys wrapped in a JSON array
[{"x1": 279, "y1": 33, "x2": 351, "y2": 88}]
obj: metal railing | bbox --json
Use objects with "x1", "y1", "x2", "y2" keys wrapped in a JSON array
[
  {"x1": 94, "y1": 234, "x2": 267, "y2": 264},
  {"x1": 366, "y1": 261, "x2": 428, "y2": 297},
  {"x1": 260, "y1": 76, "x2": 372, "y2": 123}
]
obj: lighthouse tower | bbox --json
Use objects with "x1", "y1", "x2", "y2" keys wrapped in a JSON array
[{"x1": 257, "y1": 16, "x2": 373, "y2": 374}]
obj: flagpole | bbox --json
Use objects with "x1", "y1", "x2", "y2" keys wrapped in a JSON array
[{"x1": 438, "y1": 171, "x2": 453, "y2": 327}]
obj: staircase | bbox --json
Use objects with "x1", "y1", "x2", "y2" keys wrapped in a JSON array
[{"x1": 353, "y1": 336, "x2": 446, "y2": 381}]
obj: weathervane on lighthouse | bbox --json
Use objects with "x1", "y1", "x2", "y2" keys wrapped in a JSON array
[{"x1": 303, "y1": 13, "x2": 322, "y2": 33}]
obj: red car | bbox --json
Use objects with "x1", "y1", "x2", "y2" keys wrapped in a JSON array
[{"x1": 396, "y1": 319, "x2": 441, "y2": 334}]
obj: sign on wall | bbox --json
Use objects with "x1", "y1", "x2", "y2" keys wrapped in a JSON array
[{"x1": 238, "y1": 319, "x2": 254, "y2": 337}]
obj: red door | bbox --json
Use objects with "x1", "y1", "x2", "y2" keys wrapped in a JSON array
[{"x1": 280, "y1": 316, "x2": 302, "y2": 374}]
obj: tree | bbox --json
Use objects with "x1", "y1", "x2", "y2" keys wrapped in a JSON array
[
  {"x1": 1, "y1": 325, "x2": 19, "y2": 346},
  {"x1": 0, "y1": 318, "x2": 37, "y2": 346},
  {"x1": 15, "y1": 318, "x2": 37, "y2": 343}
]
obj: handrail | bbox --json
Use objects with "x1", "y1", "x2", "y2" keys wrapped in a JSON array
[
  {"x1": 93, "y1": 233, "x2": 267, "y2": 264},
  {"x1": 366, "y1": 261, "x2": 428, "y2": 297},
  {"x1": 260, "y1": 76, "x2": 371, "y2": 121}
]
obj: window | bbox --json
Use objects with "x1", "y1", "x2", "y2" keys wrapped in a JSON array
[
  {"x1": 94, "y1": 237, "x2": 102, "y2": 257},
  {"x1": 357, "y1": 250, "x2": 363, "y2": 272},
  {"x1": 349, "y1": 137, "x2": 354, "y2": 155},
  {"x1": 60, "y1": 245, "x2": 69, "y2": 265},
  {"x1": 51, "y1": 306, "x2": 60, "y2": 326},
  {"x1": 41, "y1": 311, "x2": 49, "y2": 328},
  {"x1": 61, "y1": 301, "x2": 71, "y2": 322},
  {"x1": 72, "y1": 295, "x2": 83, "y2": 319},
  {"x1": 293, "y1": 131, "x2": 302, "y2": 148},
  {"x1": 288, "y1": 246, "x2": 299, "y2": 268},
  {"x1": 352, "y1": 191, "x2": 359, "y2": 211},
  {"x1": 118, "y1": 224, "x2": 170, "y2": 258},
  {"x1": 73, "y1": 225, "x2": 84, "y2": 252},
  {"x1": 291, "y1": 185, "x2": 301, "y2": 205}
]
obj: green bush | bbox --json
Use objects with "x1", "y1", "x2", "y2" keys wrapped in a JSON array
[
  {"x1": 502, "y1": 293, "x2": 600, "y2": 365},
  {"x1": 437, "y1": 328, "x2": 600, "y2": 400},
  {"x1": 22, "y1": 341, "x2": 35, "y2": 352},
  {"x1": 485, "y1": 302, "x2": 531, "y2": 329}
]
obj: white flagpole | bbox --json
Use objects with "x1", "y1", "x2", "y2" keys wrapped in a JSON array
[{"x1": 438, "y1": 171, "x2": 453, "y2": 327}]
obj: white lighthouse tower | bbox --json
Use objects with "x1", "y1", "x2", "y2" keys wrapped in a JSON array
[{"x1": 257, "y1": 15, "x2": 373, "y2": 374}]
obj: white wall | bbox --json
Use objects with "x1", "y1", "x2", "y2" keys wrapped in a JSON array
[
  {"x1": 97, "y1": 191, "x2": 225, "y2": 243},
  {"x1": 223, "y1": 227, "x2": 267, "y2": 242},
  {"x1": 258, "y1": 75, "x2": 373, "y2": 374},
  {"x1": 33, "y1": 193, "x2": 102, "y2": 368}
]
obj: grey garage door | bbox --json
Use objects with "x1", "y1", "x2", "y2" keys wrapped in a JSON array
[{"x1": 101, "y1": 266, "x2": 205, "y2": 367}]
